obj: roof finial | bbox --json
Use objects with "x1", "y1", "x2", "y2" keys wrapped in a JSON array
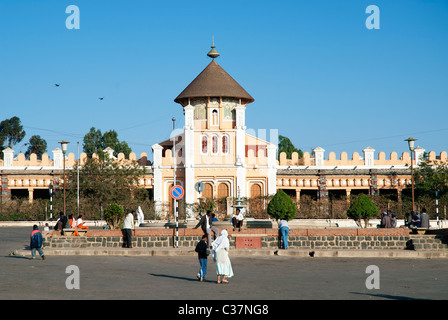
[{"x1": 207, "y1": 36, "x2": 220, "y2": 59}]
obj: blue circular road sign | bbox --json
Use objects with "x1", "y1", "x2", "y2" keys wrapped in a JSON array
[{"x1": 170, "y1": 185, "x2": 184, "y2": 200}]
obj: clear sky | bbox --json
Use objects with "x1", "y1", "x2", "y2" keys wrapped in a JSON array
[{"x1": 1, "y1": 0, "x2": 447, "y2": 161}]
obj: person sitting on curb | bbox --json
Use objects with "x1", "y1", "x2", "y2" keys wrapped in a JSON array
[
  {"x1": 54, "y1": 212, "x2": 70, "y2": 234},
  {"x1": 231, "y1": 209, "x2": 244, "y2": 231},
  {"x1": 76, "y1": 215, "x2": 89, "y2": 230}
]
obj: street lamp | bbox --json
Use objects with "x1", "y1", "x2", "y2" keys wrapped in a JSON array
[
  {"x1": 405, "y1": 137, "x2": 416, "y2": 212},
  {"x1": 59, "y1": 140, "x2": 70, "y2": 216}
]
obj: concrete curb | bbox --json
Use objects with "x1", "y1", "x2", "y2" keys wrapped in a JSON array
[{"x1": 11, "y1": 247, "x2": 448, "y2": 259}]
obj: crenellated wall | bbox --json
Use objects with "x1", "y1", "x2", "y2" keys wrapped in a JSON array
[
  {"x1": 0, "y1": 147, "x2": 153, "y2": 203},
  {"x1": 278, "y1": 146, "x2": 447, "y2": 168},
  {"x1": 0, "y1": 147, "x2": 150, "y2": 169}
]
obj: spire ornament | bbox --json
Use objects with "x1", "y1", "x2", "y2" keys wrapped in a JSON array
[{"x1": 207, "y1": 37, "x2": 220, "y2": 59}]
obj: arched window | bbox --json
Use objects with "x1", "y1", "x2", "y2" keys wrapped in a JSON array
[
  {"x1": 211, "y1": 109, "x2": 218, "y2": 126},
  {"x1": 222, "y1": 135, "x2": 229, "y2": 155},
  {"x1": 211, "y1": 135, "x2": 218, "y2": 155},
  {"x1": 201, "y1": 135, "x2": 208, "y2": 154}
]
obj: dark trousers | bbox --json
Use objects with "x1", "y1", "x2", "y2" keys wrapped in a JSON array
[
  {"x1": 232, "y1": 217, "x2": 243, "y2": 229},
  {"x1": 122, "y1": 228, "x2": 133, "y2": 248}
]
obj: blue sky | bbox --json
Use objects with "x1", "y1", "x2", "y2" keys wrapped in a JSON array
[{"x1": 1, "y1": 0, "x2": 447, "y2": 160}]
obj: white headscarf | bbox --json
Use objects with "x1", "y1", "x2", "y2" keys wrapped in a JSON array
[{"x1": 212, "y1": 230, "x2": 229, "y2": 251}]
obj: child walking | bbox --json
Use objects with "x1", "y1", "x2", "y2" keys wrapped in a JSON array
[
  {"x1": 30, "y1": 225, "x2": 45, "y2": 260},
  {"x1": 195, "y1": 234, "x2": 209, "y2": 281}
]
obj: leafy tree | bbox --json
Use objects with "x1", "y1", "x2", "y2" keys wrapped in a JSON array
[
  {"x1": 25, "y1": 135, "x2": 47, "y2": 159},
  {"x1": 278, "y1": 135, "x2": 303, "y2": 158},
  {"x1": 83, "y1": 127, "x2": 132, "y2": 158},
  {"x1": 82, "y1": 127, "x2": 104, "y2": 158},
  {"x1": 267, "y1": 189, "x2": 296, "y2": 221},
  {"x1": 413, "y1": 159, "x2": 448, "y2": 200},
  {"x1": 66, "y1": 155, "x2": 146, "y2": 211},
  {"x1": 0, "y1": 116, "x2": 26, "y2": 149},
  {"x1": 346, "y1": 194, "x2": 378, "y2": 228},
  {"x1": 104, "y1": 203, "x2": 125, "y2": 229},
  {"x1": 102, "y1": 130, "x2": 132, "y2": 157}
]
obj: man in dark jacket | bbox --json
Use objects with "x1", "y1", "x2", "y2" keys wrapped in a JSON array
[
  {"x1": 54, "y1": 212, "x2": 70, "y2": 233},
  {"x1": 194, "y1": 210, "x2": 219, "y2": 248},
  {"x1": 30, "y1": 225, "x2": 45, "y2": 260}
]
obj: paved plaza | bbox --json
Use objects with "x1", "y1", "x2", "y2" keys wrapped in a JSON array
[{"x1": 1, "y1": 227, "x2": 448, "y2": 301}]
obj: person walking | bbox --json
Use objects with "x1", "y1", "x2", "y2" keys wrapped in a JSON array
[
  {"x1": 278, "y1": 219, "x2": 290, "y2": 249},
  {"x1": 122, "y1": 210, "x2": 135, "y2": 248},
  {"x1": 212, "y1": 230, "x2": 233, "y2": 284},
  {"x1": 194, "y1": 210, "x2": 219, "y2": 248},
  {"x1": 30, "y1": 225, "x2": 45, "y2": 260},
  {"x1": 195, "y1": 234, "x2": 209, "y2": 282}
]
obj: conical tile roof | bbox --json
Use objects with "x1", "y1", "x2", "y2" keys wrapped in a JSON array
[{"x1": 174, "y1": 59, "x2": 254, "y2": 104}]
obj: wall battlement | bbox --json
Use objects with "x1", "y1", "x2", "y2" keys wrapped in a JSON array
[{"x1": 278, "y1": 146, "x2": 447, "y2": 168}]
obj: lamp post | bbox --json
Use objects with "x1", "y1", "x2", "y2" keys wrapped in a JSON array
[
  {"x1": 59, "y1": 140, "x2": 70, "y2": 216},
  {"x1": 405, "y1": 137, "x2": 416, "y2": 212}
]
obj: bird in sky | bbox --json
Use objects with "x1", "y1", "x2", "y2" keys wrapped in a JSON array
[
  {"x1": 54, "y1": 84, "x2": 60, "y2": 87},
  {"x1": 99, "y1": 97, "x2": 104, "y2": 100}
]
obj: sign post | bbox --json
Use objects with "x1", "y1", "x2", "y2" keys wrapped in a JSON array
[{"x1": 170, "y1": 185, "x2": 184, "y2": 248}]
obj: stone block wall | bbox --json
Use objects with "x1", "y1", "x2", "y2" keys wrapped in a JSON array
[{"x1": 42, "y1": 228, "x2": 448, "y2": 251}]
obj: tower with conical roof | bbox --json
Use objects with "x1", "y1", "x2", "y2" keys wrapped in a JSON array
[
  {"x1": 176, "y1": 43, "x2": 255, "y2": 216},
  {"x1": 153, "y1": 43, "x2": 276, "y2": 219}
]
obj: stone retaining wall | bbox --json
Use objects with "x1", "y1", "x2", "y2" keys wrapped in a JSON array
[{"x1": 42, "y1": 228, "x2": 448, "y2": 251}]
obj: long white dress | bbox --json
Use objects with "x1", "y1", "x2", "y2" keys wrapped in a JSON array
[{"x1": 212, "y1": 230, "x2": 234, "y2": 277}]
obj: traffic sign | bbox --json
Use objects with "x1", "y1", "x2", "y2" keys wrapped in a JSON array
[
  {"x1": 194, "y1": 181, "x2": 205, "y2": 193},
  {"x1": 170, "y1": 185, "x2": 184, "y2": 200}
]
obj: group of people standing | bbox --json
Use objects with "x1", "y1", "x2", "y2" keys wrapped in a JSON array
[
  {"x1": 380, "y1": 210, "x2": 397, "y2": 228},
  {"x1": 194, "y1": 210, "x2": 234, "y2": 284}
]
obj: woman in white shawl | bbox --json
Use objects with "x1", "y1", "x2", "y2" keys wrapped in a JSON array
[{"x1": 211, "y1": 229, "x2": 234, "y2": 284}]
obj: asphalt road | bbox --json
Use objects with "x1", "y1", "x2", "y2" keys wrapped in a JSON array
[{"x1": 1, "y1": 227, "x2": 448, "y2": 301}]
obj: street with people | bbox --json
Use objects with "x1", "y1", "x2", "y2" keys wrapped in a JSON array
[{"x1": 1, "y1": 227, "x2": 447, "y2": 301}]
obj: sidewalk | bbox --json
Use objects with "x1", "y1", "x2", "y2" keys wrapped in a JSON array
[{"x1": 11, "y1": 246, "x2": 448, "y2": 259}]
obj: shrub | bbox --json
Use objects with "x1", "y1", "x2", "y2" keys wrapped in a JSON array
[
  {"x1": 347, "y1": 194, "x2": 378, "y2": 228},
  {"x1": 104, "y1": 203, "x2": 125, "y2": 229},
  {"x1": 267, "y1": 190, "x2": 296, "y2": 221}
]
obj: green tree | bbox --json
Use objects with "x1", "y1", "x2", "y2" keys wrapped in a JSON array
[
  {"x1": 102, "y1": 130, "x2": 132, "y2": 157},
  {"x1": 346, "y1": 194, "x2": 378, "y2": 228},
  {"x1": 267, "y1": 189, "x2": 296, "y2": 221},
  {"x1": 25, "y1": 135, "x2": 47, "y2": 159},
  {"x1": 82, "y1": 127, "x2": 104, "y2": 158},
  {"x1": 278, "y1": 135, "x2": 303, "y2": 158},
  {"x1": 104, "y1": 203, "x2": 125, "y2": 229},
  {"x1": 83, "y1": 127, "x2": 132, "y2": 158},
  {"x1": 0, "y1": 116, "x2": 26, "y2": 149},
  {"x1": 67, "y1": 155, "x2": 146, "y2": 210},
  {"x1": 413, "y1": 159, "x2": 448, "y2": 200}
]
